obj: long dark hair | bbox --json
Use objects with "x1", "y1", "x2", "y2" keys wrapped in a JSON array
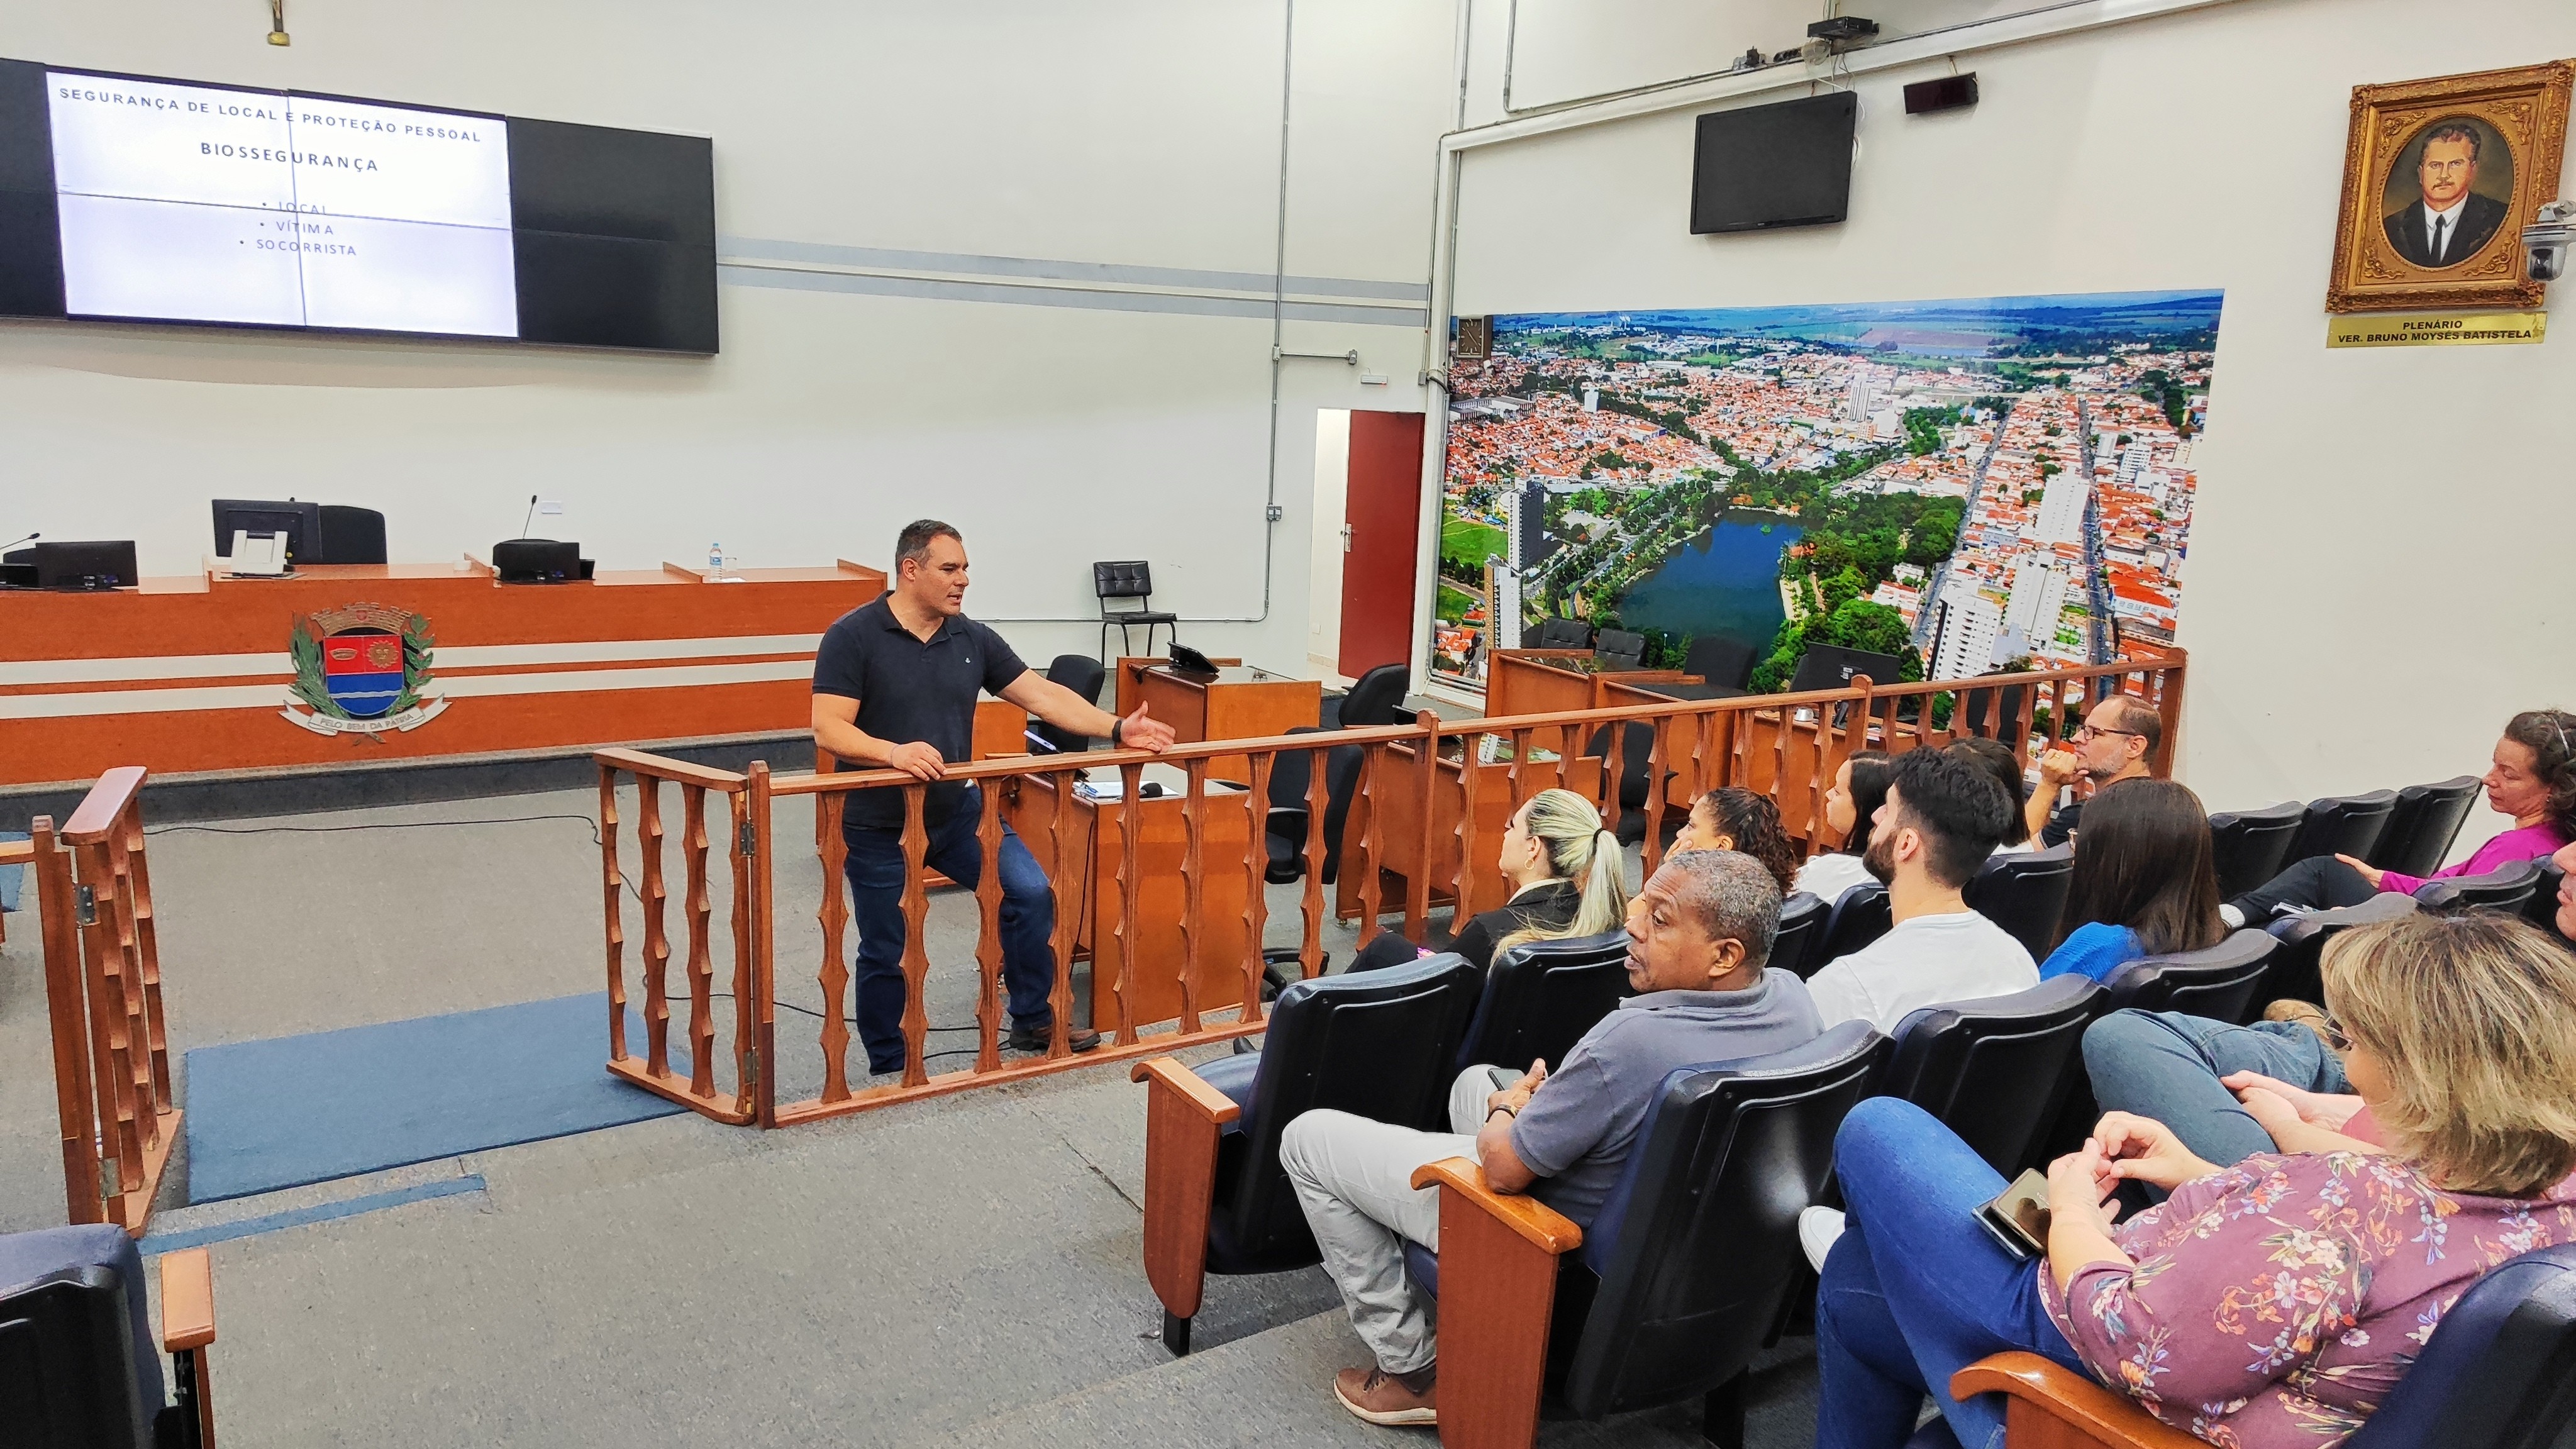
[
  {"x1": 1697, "y1": 787, "x2": 1801, "y2": 896},
  {"x1": 2502, "y1": 709, "x2": 2576, "y2": 836},
  {"x1": 1946, "y1": 736, "x2": 2031, "y2": 847},
  {"x1": 2055, "y1": 777, "x2": 2225, "y2": 955},
  {"x1": 1840, "y1": 750, "x2": 1896, "y2": 860}
]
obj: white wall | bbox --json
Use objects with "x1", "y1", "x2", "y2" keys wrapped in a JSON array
[
  {"x1": 1307, "y1": 408, "x2": 1353, "y2": 675},
  {"x1": 0, "y1": 0, "x2": 1450, "y2": 668},
  {"x1": 1443, "y1": 0, "x2": 2576, "y2": 858}
]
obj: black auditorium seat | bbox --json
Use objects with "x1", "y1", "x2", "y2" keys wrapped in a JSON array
[
  {"x1": 2206, "y1": 800, "x2": 2303, "y2": 901},
  {"x1": 1130, "y1": 954, "x2": 1482, "y2": 1355},
  {"x1": 0, "y1": 1224, "x2": 219, "y2": 1449},
  {"x1": 1963, "y1": 843, "x2": 2075, "y2": 964},
  {"x1": 2281, "y1": 789, "x2": 2399, "y2": 870},
  {"x1": 1402, "y1": 1023, "x2": 1889, "y2": 1449},
  {"x1": 2414, "y1": 858, "x2": 2548, "y2": 916},
  {"x1": 1816, "y1": 881, "x2": 1894, "y2": 965},
  {"x1": 1880, "y1": 975, "x2": 2105, "y2": 1177},
  {"x1": 2256, "y1": 892, "x2": 2419, "y2": 1011},
  {"x1": 2101, "y1": 927, "x2": 2280, "y2": 1021},
  {"x1": 1768, "y1": 891, "x2": 1830, "y2": 979},
  {"x1": 2527, "y1": 857, "x2": 2570, "y2": 943},
  {"x1": 2368, "y1": 775, "x2": 2482, "y2": 878},
  {"x1": 1453, "y1": 930, "x2": 1630, "y2": 1077}
]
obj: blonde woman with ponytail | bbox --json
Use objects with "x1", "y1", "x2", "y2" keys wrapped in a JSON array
[{"x1": 1347, "y1": 787, "x2": 1630, "y2": 977}]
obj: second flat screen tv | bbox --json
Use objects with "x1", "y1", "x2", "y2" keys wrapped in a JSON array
[{"x1": 1689, "y1": 92, "x2": 1858, "y2": 235}]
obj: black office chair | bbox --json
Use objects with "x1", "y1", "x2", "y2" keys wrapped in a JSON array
[
  {"x1": 1962, "y1": 843, "x2": 2075, "y2": 964},
  {"x1": 1454, "y1": 930, "x2": 1630, "y2": 1076},
  {"x1": 1816, "y1": 882, "x2": 1894, "y2": 964},
  {"x1": 1593, "y1": 628, "x2": 1646, "y2": 672},
  {"x1": 2369, "y1": 775, "x2": 2482, "y2": 878},
  {"x1": 1787, "y1": 645, "x2": 1904, "y2": 695},
  {"x1": 1953, "y1": 680, "x2": 2029, "y2": 748},
  {"x1": 0, "y1": 1224, "x2": 216, "y2": 1449},
  {"x1": 1260, "y1": 726, "x2": 1324, "y2": 884},
  {"x1": 313, "y1": 504, "x2": 387, "y2": 565},
  {"x1": 1581, "y1": 721, "x2": 1659, "y2": 825},
  {"x1": 1026, "y1": 653, "x2": 1108, "y2": 757},
  {"x1": 1402, "y1": 1023, "x2": 1890, "y2": 1449},
  {"x1": 2282, "y1": 789, "x2": 2399, "y2": 870},
  {"x1": 1533, "y1": 616, "x2": 1593, "y2": 650},
  {"x1": 1094, "y1": 560, "x2": 1178, "y2": 664},
  {"x1": 2207, "y1": 800, "x2": 2304, "y2": 901},
  {"x1": 1681, "y1": 635, "x2": 1758, "y2": 693},
  {"x1": 1317, "y1": 740, "x2": 1364, "y2": 886},
  {"x1": 1769, "y1": 891, "x2": 1830, "y2": 979},
  {"x1": 1132, "y1": 954, "x2": 1484, "y2": 1354},
  {"x1": 2096, "y1": 926, "x2": 2278, "y2": 1019},
  {"x1": 2415, "y1": 858, "x2": 2548, "y2": 916},
  {"x1": 1334, "y1": 662, "x2": 1411, "y2": 728},
  {"x1": 2257, "y1": 893, "x2": 2419, "y2": 1012},
  {"x1": 1881, "y1": 975, "x2": 2105, "y2": 1177}
]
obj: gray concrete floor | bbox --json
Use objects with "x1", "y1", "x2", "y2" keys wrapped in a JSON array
[{"x1": 0, "y1": 787, "x2": 1818, "y2": 1448}]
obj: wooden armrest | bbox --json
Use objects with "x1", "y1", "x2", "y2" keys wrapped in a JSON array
[
  {"x1": 1129, "y1": 1057, "x2": 1241, "y2": 1124},
  {"x1": 160, "y1": 1248, "x2": 216, "y2": 1351},
  {"x1": 1951, "y1": 1353, "x2": 2203, "y2": 1449},
  {"x1": 1409, "y1": 1157, "x2": 1583, "y2": 1255},
  {"x1": 0, "y1": 838, "x2": 31, "y2": 864}
]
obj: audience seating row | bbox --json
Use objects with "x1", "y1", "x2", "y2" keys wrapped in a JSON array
[{"x1": 2206, "y1": 774, "x2": 2482, "y2": 899}]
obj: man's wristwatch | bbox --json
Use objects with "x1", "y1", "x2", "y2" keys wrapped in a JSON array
[
  {"x1": 1487, "y1": 1104, "x2": 1517, "y2": 1121},
  {"x1": 1111, "y1": 717, "x2": 1126, "y2": 748}
]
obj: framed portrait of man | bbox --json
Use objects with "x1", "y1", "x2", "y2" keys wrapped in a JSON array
[{"x1": 2326, "y1": 60, "x2": 2573, "y2": 313}]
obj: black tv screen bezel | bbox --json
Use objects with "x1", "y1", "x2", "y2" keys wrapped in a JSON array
[{"x1": 1688, "y1": 91, "x2": 1859, "y2": 236}]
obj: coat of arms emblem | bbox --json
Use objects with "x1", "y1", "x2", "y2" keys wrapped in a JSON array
[{"x1": 282, "y1": 603, "x2": 448, "y2": 736}]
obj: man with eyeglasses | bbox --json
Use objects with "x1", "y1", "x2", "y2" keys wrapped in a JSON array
[{"x1": 2026, "y1": 694, "x2": 2163, "y2": 847}]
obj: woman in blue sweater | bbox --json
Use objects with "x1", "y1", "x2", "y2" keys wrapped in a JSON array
[{"x1": 2040, "y1": 777, "x2": 2228, "y2": 982}]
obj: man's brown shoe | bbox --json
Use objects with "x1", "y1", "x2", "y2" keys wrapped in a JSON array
[
  {"x1": 1333, "y1": 1365, "x2": 1437, "y2": 1426},
  {"x1": 2263, "y1": 999, "x2": 2330, "y2": 1042}
]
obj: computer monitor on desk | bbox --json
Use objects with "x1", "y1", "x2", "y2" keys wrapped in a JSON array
[{"x1": 211, "y1": 499, "x2": 323, "y2": 568}]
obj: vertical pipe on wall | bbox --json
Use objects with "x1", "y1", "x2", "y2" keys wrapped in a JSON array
[{"x1": 1258, "y1": 0, "x2": 1297, "y2": 625}]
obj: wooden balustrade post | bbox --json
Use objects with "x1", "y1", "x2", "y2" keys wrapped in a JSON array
[
  {"x1": 636, "y1": 779, "x2": 672, "y2": 1079},
  {"x1": 1405, "y1": 712, "x2": 1440, "y2": 943},
  {"x1": 1453, "y1": 730, "x2": 1483, "y2": 922},
  {"x1": 599, "y1": 769, "x2": 628, "y2": 1063},
  {"x1": 1508, "y1": 728, "x2": 1533, "y2": 812},
  {"x1": 1550, "y1": 723, "x2": 1571, "y2": 794},
  {"x1": 1177, "y1": 759, "x2": 1208, "y2": 1036},
  {"x1": 681, "y1": 784, "x2": 717, "y2": 1097},
  {"x1": 1299, "y1": 743, "x2": 1328, "y2": 979},
  {"x1": 1114, "y1": 760, "x2": 1145, "y2": 1044},
  {"x1": 117, "y1": 804, "x2": 170, "y2": 1113},
  {"x1": 973, "y1": 789, "x2": 1008, "y2": 1074},
  {"x1": 1641, "y1": 717, "x2": 1670, "y2": 874},
  {"x1": 1601, "y1": 718, "x2": 1627, "y2": 839},
  {"x1": 1046, "y1": 769, "x2": 1080, "y2": 1055},
  {"x1": 816, "y1": 791, "x2": 852, "y2": 1104},
  {"x1": 748, "y1": 762, "x2": 779, "y2": 1127},
  {"x1": 2153, "y1": 661, "x2": 2184, "y2": 776},
  {"x1": 896, "y1": 785, "x2": 935, "y2": 1087},
  {"x1": 1240, "y1": 751, "x2": 1272, "y2": 1023},
  {"x1": 71, "y1": 835, "x2": 145, "y2": 1223},
  {"x1": 32, "y1": 818, "x2": 102, "y2": 1226},
  {"x1": 728, "y1": 781, "x2": 758, "y2": 1120},
  {"x1": 1355, "y1": 745, "x2": 1385, "y2": 948}
]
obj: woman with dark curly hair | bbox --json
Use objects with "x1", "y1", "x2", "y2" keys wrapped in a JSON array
[
  {"x1": 1671, "y1": 786, "x2": 1801, "y2": 895},
  {"x1": 2224, "y1": 708, "x2": 2576, "y2": 924}
]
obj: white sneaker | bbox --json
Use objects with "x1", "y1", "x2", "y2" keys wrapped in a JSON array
[
  {"x1": 2219, "y1": 903, "x2": 2246, "y2": 928},
  {"x1": 1799, "y1": 1206, "x2": 1846, "y2": 1272}
]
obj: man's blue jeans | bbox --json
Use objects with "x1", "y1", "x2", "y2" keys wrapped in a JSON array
[
  {"x1": 843, "y1": 786, "x2": 1058, "y2": 1075},
  {"x1": 1816, "y1": 1097, "x2": 2087, "y2": 1449},
  {"x1": 2081, "y1": 1009, "x2": 2348, "y2": 1168}
]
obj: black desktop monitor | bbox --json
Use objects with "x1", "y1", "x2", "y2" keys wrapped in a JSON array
[{"x1": 211, "y1": 499, "x2": 323, "y2": 562}]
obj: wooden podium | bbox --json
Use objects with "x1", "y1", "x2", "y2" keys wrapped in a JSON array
[{"x1": 1134, "y1": 664, "x2": 1323, "y2": 781}]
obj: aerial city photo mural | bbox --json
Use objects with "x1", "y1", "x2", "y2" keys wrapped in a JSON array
[{"x1": 1430, "y1": 290, "x2": 2222, "y2": 696}]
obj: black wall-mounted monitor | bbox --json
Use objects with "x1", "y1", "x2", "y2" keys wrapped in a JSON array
[
  {"x1": 1689, "y1": 92, "x2": 1858, "y2": 235},
  {"x1": 0, "y1": 57, "x2": 716, "y2": 352}
]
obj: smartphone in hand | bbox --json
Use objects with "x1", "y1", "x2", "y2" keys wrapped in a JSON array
[{"x1": 1977, "y1": 1169, "x2": 2054, "y2": 1260}]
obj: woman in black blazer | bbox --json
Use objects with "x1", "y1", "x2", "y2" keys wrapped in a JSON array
[{"x1": 1348, "y1": 787, "x2": 1627, "y2": 975}]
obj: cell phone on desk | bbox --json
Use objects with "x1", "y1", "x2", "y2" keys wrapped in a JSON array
[{"x1": 1977, "y1": 1169, "x2": 2053, "y2": 1260}]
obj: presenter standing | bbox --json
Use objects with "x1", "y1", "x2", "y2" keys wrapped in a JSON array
[{"x1": 813, "y1": 519, "x2": 1177, "y2": 1073}]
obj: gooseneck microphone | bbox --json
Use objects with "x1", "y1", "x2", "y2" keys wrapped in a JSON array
[
  {"x1": 0, "y1": 532, "x2": 37, "y2": 553},
  {"x1": 519, "y1": 494, "x2": 539, "y2": 538}
]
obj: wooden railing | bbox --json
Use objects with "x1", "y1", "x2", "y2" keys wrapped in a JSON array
[
  {"x1": 592, "y1": 650, "x2": 2182, "y2": 1127},
  {"x1": 28, "y1": 767, "x2": 181, "y2": 1235}
]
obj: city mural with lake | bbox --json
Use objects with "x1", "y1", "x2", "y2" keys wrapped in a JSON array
[{"x1": 1431, "y1": 290, "x2": 2223, "y2": 695}]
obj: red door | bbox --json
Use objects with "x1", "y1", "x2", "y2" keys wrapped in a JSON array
[{"x1": 1338, "y1": 409, "x2": 1425, "y2": 678}]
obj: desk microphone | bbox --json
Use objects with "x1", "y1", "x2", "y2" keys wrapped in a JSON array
[
  {"x1": 0, "y1": 532, "x2": 36, "y2": 553},
  {"x1": 518, "y1": 494, "x2": 539, "y2": 538}
]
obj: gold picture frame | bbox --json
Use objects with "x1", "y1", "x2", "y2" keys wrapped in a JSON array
[{"x1": 2326, "y1": 60, "x2": 2573, "y2": 313}]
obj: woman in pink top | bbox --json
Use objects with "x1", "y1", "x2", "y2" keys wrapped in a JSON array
[
  {"x1": 2225, "y1": 708, "x2": 2575, "y2": 921},
  {"x1": 1816, "y1": 911, "x2": 2576, "y2": 1449}
]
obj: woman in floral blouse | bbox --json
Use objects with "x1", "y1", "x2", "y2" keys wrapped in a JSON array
[{"x1": 1814, "y1": 911, "x2": 2576, "y2": 1449}]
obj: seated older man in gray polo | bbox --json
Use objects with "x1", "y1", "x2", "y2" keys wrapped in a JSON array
[{"x1": 1279, "y1": 848, "x2": 1823, "y2": 1428}]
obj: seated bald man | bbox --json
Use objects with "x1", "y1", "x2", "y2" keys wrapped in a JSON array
[{"x1": 1279, "y1": 850, "x2": 1823, "y2": 1428}]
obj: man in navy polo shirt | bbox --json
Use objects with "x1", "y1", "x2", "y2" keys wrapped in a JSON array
[{"x1": 813, "y1": 519, "x2": 1176, "y2": 1073}]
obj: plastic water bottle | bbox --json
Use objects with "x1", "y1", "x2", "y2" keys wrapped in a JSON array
[{"x1": 708, "y1": 541, "x2": 724, "y2": 573}]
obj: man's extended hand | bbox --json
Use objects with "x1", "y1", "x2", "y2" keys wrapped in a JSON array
[
  {"x1": 1120, "y1": 703, "x2": 1177, "y2": 753},
  {"x1": 885, "y1": 741, "x2": 945, "y2": 780}
]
